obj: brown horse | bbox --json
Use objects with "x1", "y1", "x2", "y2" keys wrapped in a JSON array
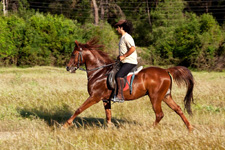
[{"x1": 64, "y1": 39, "x2": 194, "y2": 131}]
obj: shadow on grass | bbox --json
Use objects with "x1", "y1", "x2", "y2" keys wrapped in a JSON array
[{"x1": 16, "y1": 104, "x2": 141, "y2": 129}]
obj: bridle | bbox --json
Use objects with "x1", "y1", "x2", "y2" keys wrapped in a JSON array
[
  {"x1": 76, "y1": 48, "x2": 83, "y2": 69},
  {"x1": 67, "y1": 47, "x2": 83, "y2": 72},
  {"x1": 69, "y1": 47, "x2": 115, "y2": 72}
]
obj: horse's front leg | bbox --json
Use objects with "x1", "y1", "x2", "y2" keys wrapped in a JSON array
[
  {"x1": 63, "y1": 96, "x2": 101, "y2": 128},
  {"x1": 103, "y1": 101, "x2": 112, "y2": 127}
]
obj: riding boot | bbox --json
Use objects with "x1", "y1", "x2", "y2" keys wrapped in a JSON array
[{"x1": 111, "y1": 77, "x2": 125, "y2": 103}]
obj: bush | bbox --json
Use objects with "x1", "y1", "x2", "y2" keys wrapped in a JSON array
[
  {"x1": 0, "y1": 13, "x2": 85, "y2": 66},
  {"x1": 146, "y1": 3, "x2": 225, "y2": 70},
  {"x1": 172, "y1": 13, "x2": 224, "y2": 69},
  {"x1": 19, "y1": 13, "x2": 84, "y2": 66},
  {"x1": 137, "y1": 0, "x2": 225, "y2": 70},
  {"x1": 197, "y1": 14, "x2": 224, "y2": 69},
  {"x1": 147, "y1": 0, "x2": 187, "y2": 65},
  {"x1": 0, "y1": 13, "x2": 119, "y2": 66},
  {"x1": 0, "y1": 15, "x2": 26, "y2": 66},
  {"x1": 172, "y1": 13, "x2": 201, "y2": 66}
]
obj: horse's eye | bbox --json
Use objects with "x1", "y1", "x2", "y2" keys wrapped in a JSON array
[{"x1": 71, "y1": 53, "x2": 76, "y2": 57}]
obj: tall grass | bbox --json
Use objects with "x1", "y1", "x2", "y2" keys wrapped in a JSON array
[{"x1": 0, "y1": 67, "x2": 224, "y2": 149}]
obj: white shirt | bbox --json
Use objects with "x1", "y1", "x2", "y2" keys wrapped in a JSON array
[{"x1": 119, "y1": 33, "x2": 138, "y2": 64}]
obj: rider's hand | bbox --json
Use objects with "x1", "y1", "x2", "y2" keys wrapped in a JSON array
[{"x1": 119, "y1": 55, "x2": 126, "y2": 61}]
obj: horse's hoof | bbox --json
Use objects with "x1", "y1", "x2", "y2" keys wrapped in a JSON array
[
  {"x1": 106, "y1": 122, "x2": 115, "y2": 129},
  {"x1": 61, "y1": 123, "x2": 69, "y2": 130},
  {"x1": 61, "y1": 121, "x2": 73, "y2": 130},
  {"x1": 188, "y1": 125, "x2": 194, "y2": 132}
]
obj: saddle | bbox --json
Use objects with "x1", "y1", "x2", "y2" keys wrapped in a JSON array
[{"x1": 107, "y1": 62, "x2": 143, "y2": 93}]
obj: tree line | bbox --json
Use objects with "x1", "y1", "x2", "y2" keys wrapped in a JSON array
[{"x1": 0, "y1": 0, "x2": 224, "y2": 70}]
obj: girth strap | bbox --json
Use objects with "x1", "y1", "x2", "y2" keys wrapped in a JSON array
[{"x1": 124, "y1": 73, "x2": 135, "y2": 94}]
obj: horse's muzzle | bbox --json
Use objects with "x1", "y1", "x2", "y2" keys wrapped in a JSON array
[
  {"x1": 66, "y1": 66, "x2": 70, "y2": 71},
  {"x1": 66, "y1": 66, "x2": 77, "y2": 73}
]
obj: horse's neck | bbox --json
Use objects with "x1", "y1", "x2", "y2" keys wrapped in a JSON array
[
  {"x1": 84, "y1": 50, "x2": 112, "y2": 80},
  {"x1": 85, "y1": 54, "x2": 103, "y2": 70},
  {"x1": 84, "y1": 50, "x2": 111, "y2": 70}
]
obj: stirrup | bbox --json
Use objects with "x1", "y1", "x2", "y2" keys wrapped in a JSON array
[{"x1": 111, "y1": 95, "x2": 124, "y2": 103}]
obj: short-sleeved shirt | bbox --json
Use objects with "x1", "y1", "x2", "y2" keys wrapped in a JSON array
[{"x1": 119, "y1": 33, "x2": 138, "y2": 64}]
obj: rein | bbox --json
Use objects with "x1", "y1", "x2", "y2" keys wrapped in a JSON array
[{"x1": 79, "y1": 63, "x2": 115, "y2": 72}]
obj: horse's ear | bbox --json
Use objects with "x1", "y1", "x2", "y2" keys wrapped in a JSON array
[
  {"x1": 75, "y1": 40, "x2": 83, "y2": 51},
  {"x1": 75, "y1": 40, "x2": 80, "y2": 47}
]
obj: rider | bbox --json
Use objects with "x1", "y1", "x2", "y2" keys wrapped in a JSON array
[{"x1": 112, "y1": 20, "x2": 138, "y2": 102}]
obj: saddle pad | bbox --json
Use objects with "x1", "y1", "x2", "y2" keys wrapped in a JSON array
[
  {"x1": 123, "y1": 66, "x2": 143, "y2": 91},
  {"x1": 123, "y1": 75, "x2": 132, "y2": 91}
]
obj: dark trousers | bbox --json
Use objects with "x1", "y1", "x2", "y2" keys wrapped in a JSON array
[{"x1": 116, "y1": 63, "x2": 137, "y2": 78}]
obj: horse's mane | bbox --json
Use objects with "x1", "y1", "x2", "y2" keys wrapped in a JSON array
[
  {"x1": 80, "y1": 38, "x2": 104, "y2": 50},
  {"x1": 79, "y1": 38, "x2": 114, "y2": 63}
]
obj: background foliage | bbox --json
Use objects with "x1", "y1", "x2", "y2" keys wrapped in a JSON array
[
  {"x1": 0, "y1": 12, "x2": 118, "y2": 66},
  {"x1": 0, "y1": 0, "x2": 224, "y2": 70}
]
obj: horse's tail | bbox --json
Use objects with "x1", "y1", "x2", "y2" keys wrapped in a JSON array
[{"x1": 166, "y1": 66, "x2": 194, "y2": 115}]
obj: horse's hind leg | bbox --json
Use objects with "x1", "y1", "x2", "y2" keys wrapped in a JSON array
[
  {"x1": 149, "y1": 95, "x2": 164, "y2": 127},
  {"x1": 163, "y1": 94, "x2": 193, "y2": 132}
]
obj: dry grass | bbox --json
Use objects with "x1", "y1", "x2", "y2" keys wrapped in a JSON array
[{"x1": 0, "y1": 66, "x2": 224, "y2": 150}]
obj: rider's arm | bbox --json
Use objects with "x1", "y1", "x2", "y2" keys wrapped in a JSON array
[{"x1": 119, "y1": 46, "x2": 135, "y2": 61}]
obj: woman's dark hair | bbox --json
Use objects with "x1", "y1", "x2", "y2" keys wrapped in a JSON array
[{"x1": 114, "y1": 20, "x2": 133, "y2": 34}]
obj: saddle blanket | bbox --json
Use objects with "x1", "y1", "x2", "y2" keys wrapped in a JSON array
[{"x1": 123, "y1": 66, "x2": 143, "y2": 91}]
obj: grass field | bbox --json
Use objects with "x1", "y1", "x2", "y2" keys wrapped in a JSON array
[{"x1": 0, "y1": 66, "x2": 224, "y2": 150}]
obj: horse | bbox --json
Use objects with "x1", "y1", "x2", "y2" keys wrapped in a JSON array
[{"x1": 64, "y1": 39, "x2": 194, "y2": 131}]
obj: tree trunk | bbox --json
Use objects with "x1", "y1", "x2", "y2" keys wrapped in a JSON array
[
  {"x1": 2, "y1": 0, "x2": 5, "y2": 15},
  {"x1": 110, "y1": 3, "x2": 125, "y2": 19},
  {"x1": 155, "y1": 0, "x2": 159, "y2": 7},
  {"x1": 100, "y1": 0, "x2": 105, "y2": 20},
  {"x1": 3, "y1": 0, "x2": 8, "y2": 16},
  {"x1": 146, "y1": 0, "x2": 152, "y2": 27},
  {"x1": 205, "y1": 2, "x2": 208, "y2": 13},
  {"x1": 92, "y1": 0, "x2": 99, "y2": 25}
]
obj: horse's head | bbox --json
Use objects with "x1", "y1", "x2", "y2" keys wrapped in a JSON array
[{"x1": 66, "y1": 40, "x2": 84, "y2": 73}]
